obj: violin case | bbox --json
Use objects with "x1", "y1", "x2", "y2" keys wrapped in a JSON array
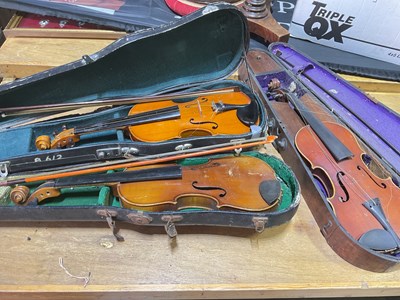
[
  {"x1": 269, "y1": 43, "x2": 400, "y2": 183},
  {"x1": 0, "y1": 4, "x2": 300, "y2": 236},
  {"x1": 238, "y1": 45, "x2": 400, "y2": 272}
]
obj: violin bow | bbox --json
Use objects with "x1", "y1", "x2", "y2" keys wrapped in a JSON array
[
  {"x1": 1, "y1": 135, "x2": 276, "y2": 186},
  {"x1": 0, "y1": 86, "x2": 240, "y2": 117}
]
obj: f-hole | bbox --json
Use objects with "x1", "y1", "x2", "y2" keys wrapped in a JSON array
[
  {"x1": 357, "y1": 164, "x2": 387, "y2": 189},
  {"x1": 190, "y1": 119, "x2": 218, "y2": 129},
  {"x1": 191, "y1": 181, "x2": 227, "y2": 198},
  {"x1": 337, "y1": 171, "x2": 350, "y2": 202}
]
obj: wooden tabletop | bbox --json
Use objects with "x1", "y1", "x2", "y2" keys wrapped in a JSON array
[{"x1": 0, "y1": 36, "x2": 400, "y2": 299}]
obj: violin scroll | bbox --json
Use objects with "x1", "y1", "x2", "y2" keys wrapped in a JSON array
[
  {"x1": 10, "y1": 185, "x2": 30, "y2": 205},
  {"x1": 36, "y1": 128, "x2": 78, "y2": 150}
]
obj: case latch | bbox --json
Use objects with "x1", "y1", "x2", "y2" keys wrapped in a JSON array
[
  {"x1": 252, "y1": 217, "x2": 269, "y2": 233},
  {"x1": 175, "y1": 144, "x2": 192, "y2": 151},
  {"x1": 97, "y1": 209, "x2": 124, "y2": 242},
  {"x1": 96, "y1": 147, "x2": 139, "y2": 159},
  {"x1": 0, "y1": 161, "x2": 9, "y2": 178},
  {"x1": 161, "y1": 215, "x2": 183, "y2": 238}
]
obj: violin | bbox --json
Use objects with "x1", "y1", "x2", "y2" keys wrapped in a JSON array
[
  {"x1": 35, "y1": 90, "x2": 258, "y2": 150},
  {"x1": 128, "y1": 91, "x2": 258, "y2": 143},
  {"x1": 10, "y1": 156, "x2": 281, "y2": 212},
  {"x1": 117, "y1": 156, "x2": 280, "y2": 211},
  {"x1": 35, "y1": 105, "x2": 180, "y2": 150},
  {"x1": 285, "y1": 91, "x2": 400, "y2": 252}
]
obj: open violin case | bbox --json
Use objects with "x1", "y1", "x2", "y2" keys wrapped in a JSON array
[
  {"x1": 0, "y1": 4, "x2": 300, "y2": 238},
  {"x1": 238, "y1": 45, "x2": 400, "y2": 272}
]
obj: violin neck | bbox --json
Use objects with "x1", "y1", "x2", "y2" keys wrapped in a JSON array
[
  {"x1": 286, "y1": 92, "x2": 353, "y2": 162},
  {"x1": 53, "y1": 165, "x2": 182, "y2": 188}
]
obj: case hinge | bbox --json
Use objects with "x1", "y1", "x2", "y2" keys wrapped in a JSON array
[
  {"x1": 321, "y1": 220, "x2": 334, "y2": 238},
  {"x1": 161, "y1": 215, "x2": 183, "y2": 238},
  {"x1": 127, "y1": 211, "x2": 153, "y2": 225}
]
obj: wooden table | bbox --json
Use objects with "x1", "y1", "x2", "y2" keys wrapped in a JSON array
[{"x1": 0, "y1": 36, "x2": 400, "y2": 300}]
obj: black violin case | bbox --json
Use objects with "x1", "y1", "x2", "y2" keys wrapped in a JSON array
[
  {"x1": 238, "y1": 47, "x2": 400, "y2": 272},
  {"x1": 0, "y1": 4, "x2": 300, "y2": 237}
]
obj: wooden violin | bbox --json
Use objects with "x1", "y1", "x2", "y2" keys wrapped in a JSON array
[
  {"x1": 35, "y1": 105, "x2": 180, "y2": 150},
  {"x1": 35, "y1": 90, "x2": 258, "y2": 149},
  {"x1": 285, "y1": 91, "x2": 400, "y2": 252},
  {"x1": 126, "y1": 90, "x2": 258, "y2": 142},
  {"x1": 117, "y1": 156, "x2": 280, "y2": 211},
  {"x1": 10, "y1": 156, "x2": 281, "y2": 213}
]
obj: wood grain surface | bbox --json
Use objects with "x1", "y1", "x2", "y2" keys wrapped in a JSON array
[
  {"x1": 0, "y1": 146, "x2": 399, "y2": 300},
  {"x1": 0, "y1": 37, "x2": 114, "y2": 78},
  {"x1": 0, "y1": 36, "x2": 399, "y2": 299}
]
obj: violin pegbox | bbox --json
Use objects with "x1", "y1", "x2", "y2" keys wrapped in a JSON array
[{"x1": 36, "y1": 127, "x2": 78, "y2": 150}]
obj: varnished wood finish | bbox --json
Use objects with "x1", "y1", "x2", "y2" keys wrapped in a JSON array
[
  {"x1": 128, "y1": 92, "x2": 254, "y2": 142},
  {"x1": 1, "y1": 23, "x2": 400, "y2": 299},
  {"x1": 118, "y1": 156, "x2": 279, "y2": 211},
  {"x1": 242, "y1": 49, "x2": 400, "y2": 272},
  {"x1": 1, "y1": 173, "x2": 400, "y2": 299},
  {"x1": 242, "y1": 50, "x2": 283, "y2": 74},
  {"x1": 245, "y1": 13, "x2": 289, "y2": 43},
  {"x1": 295, "y1": 122, "x2": 400, "y2": 240}
]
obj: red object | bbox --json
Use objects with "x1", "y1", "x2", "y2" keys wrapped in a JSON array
[{"x1": 164, "y1": 0, "x2": 199, "y2": 16}]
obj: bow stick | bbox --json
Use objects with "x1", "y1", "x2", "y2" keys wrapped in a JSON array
[
  {"x1": 0, "y1": 86, "x2": 240, "y2": 117},
  {"x1": 1, "y1": 135, "x2": 276, "y2": 186}
]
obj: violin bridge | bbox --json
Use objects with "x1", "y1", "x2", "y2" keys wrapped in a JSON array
[{"x1": 197, "y1": 99, "x2": 203, "y2": 117}]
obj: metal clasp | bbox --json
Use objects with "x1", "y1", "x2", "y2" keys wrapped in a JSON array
[
  {"x1": 97, "y1": 210, "x2": 124, "y2": 242},
  {"x1": 0, "y1": 161, "x2": 9, "y2": 178},
  {"x1": 96, "y1": 147, "x2": 139, "y2": 159},
  {"x1": 161, "y1": 215, "x2": 183, "y2": 238},
  {"x1": 175, "y1": 144, "x2": 192, "y2": 151},
  {"x1": 252, "y1": 217, "x2": 269, "y2": 233}
]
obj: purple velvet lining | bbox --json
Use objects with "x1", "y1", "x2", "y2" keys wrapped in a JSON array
[{"x1": 269, "y1": 44, "x2": 400, "y2": 175}]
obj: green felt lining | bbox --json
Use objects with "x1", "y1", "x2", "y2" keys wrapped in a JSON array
[{"x1": 1, "y1": 152, "x2": 298, "y2": 212}]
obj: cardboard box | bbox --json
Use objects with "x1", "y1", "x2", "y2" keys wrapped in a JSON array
[{"x1": 289, "y1": 0, "x2": 400, "y2": 65}]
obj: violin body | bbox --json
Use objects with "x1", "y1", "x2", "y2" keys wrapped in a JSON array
[
  {"x1": 128, "y1": 92, "x2": 257, "y2": 142},
  {"x1": 117, "y1": 156, "x2": 281, "y2": 212},
  {"x1": 295, "y1": 122, "x2": 400, "y2": 240},
  {"x1": 35, "y1": 91, "x2": 258, "y2": 150}
]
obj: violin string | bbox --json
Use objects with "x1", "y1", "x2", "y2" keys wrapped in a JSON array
[
  {"x1": 310, "y1": 129, "x2": 397, "y2": 235},
  {"x1": 288, "y1": 90, "x2": 390, "y2": 205},
  {"x1": 305, "y1": 126, "x2": 393, "y2": 206},
  {"x1": 300, "y1": 94, "x2": 336, "y2": 120},
  {"x1": 306, "y1": 126, "x2": 369, "y2": 202},
  {"x1": 185, "y1": 93, "x2": 247, "y2": 138}
]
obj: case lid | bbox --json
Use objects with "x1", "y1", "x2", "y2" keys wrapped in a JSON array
[{"x1": 0, "y1": 4, "x2": 249, "y2": 109}]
